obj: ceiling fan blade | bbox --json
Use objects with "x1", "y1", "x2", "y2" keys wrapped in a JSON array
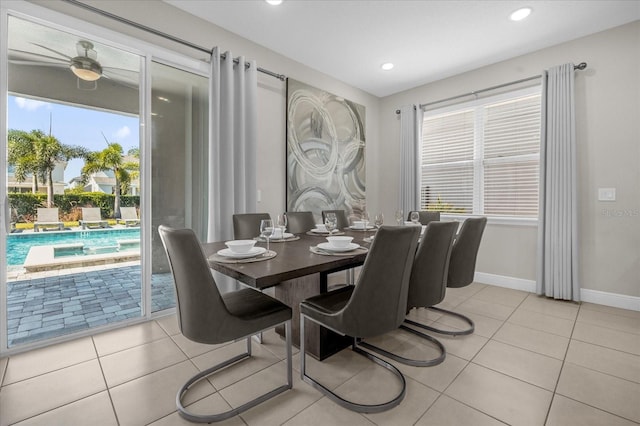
[
  {"x1": 9, "y1": 59, "x2": 67, "y2": 68},
  {"x1": 101, "y1": 73, "x2": 139, "y2": 90},
  {"x1": 31, "y1": 42, "x2": 72, "y2": 60},
  {"x1": 9, "y1": 49, "x2": 69, "y2": 64},
  {"x1": 102, "y1": 67, "x2": 139, "y2": 77}
]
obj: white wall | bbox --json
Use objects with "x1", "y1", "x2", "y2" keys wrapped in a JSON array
[{"x1": 379, "y1": 21, "x2": 640, "y2": 299}]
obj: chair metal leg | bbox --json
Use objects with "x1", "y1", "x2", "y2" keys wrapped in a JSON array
[
  {"x1": 176, "y1": 320, "x2": 293, "y2": 423},
  {"x1": 252, "y1": 332, "x2": 263, "y2": 344},
  {"x1": 300, "y1": 314, "x2": 407, "y2": 413},
  {"x1": 346, "y1": 268, "x2": 355, "y2": 285},
  {"x1": 358, "y1": 324, "x2": 446, "y2": 367},
  {"x1": 404, "y1": 306, "x2": 475, "y2": 336}
]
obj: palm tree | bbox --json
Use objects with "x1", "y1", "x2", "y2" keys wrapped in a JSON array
[
  {"x1": 120, "y1": 147, "x2": 140, "y2": 196},
  {"x1": 35, "y1": 131, "x2": 88, "y2": 208},
  {"x1": 8, "y1": 129, "x2": 87, "y2": 206},
  {"x1": 81, "y1": 140, "x2": 139, "y2": 218},
  {"x1": 8, "y1": 129, "x2": 40, "y2": 193}
]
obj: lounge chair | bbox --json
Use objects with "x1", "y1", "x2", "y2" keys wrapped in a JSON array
[
  {"x1": 34, "y1": 208, "x2": 64, "y2": 232},
  {"x1": 80, "y1": 207, "x2": 108, "y2": 229},
  {"x1": 5, "y1": 199, "x2": 17, "y2": 233},
  {"x1": 117, "y1": 207, "x2": 140, "y2": 227}
]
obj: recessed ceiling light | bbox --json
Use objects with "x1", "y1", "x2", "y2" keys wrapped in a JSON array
[
  {"x1": 381, "y1": 62, "x2": 394, "y2": 71},
  {"x1": 510, "y1": 7, "x2": 532, "y2": 21},
  {"x1": 265, "y1": 0, "x2": 283, "y2": 5}
]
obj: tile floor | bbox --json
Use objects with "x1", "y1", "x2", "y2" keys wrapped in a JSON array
[{"x1": 0, "y1": 283, "x2": 638, "y2": 426}]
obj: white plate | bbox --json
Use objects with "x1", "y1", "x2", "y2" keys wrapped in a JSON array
[
  {"x1": 310, "y1": 229, "x2": 330, "y2": 234},
  {"x1": 270, "y1": 232, "x2": 294, "y2": 240},
  {"x1": 349, "y1": 225, "x2": 375, "y2": 230},
  {"x1": 317, "y1": 242, "x2": 360, "y2": 253},
  {"x1": 217, "y1": 246, "x2": 267, "y2": 259}
]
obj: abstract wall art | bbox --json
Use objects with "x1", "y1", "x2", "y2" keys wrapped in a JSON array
[{"x1": 286, "y1": 78, "x2": 366, "y2": 221}]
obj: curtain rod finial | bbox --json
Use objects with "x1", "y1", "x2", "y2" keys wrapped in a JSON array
[{"x1": 575, "y1": 62, "x2": 587, "y2": 70}]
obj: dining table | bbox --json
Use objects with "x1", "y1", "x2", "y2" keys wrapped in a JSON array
[{"x1": 203, "y1": 229, "x2": 375, "y2": 360}]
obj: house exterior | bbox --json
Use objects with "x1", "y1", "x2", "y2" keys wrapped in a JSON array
[
  {"x1": 68, "y1": 155, "x2": 140, "y2": 195},
  {"x1": 7, "y1": 161, "x2": 67, "y2": 194}
]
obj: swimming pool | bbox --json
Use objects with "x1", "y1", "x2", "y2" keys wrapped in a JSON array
[{"x1": 6, "y1": 228, "x2": 141, "y2": 266}]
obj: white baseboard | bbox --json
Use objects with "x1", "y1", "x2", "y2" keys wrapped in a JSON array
[
  {"x1": 580, "y1": 288, "x2": 640, "y2": 312},
  {"x1": 474, "y1": 272, "x2": 640, "y2": 312},
  {"x1": 474, "y1": 272, "x2": 536, "y2": 293}
]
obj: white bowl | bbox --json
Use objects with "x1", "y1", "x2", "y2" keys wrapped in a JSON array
[
  {"x1": 225, "y1": 239, "x2": 257, "y2": 254},
  {"x1": 315, "y1": 224, "x2": 328, "y2": 232},
  {"x1": 271, "y1": 227, "x2": 284, "y2": 239},
  {"x1": 326, "y1": 236, "x2": 353, "y2": 248},
  {"x1": 352, "y1": 220, "x2": 366, "y2": 229}
]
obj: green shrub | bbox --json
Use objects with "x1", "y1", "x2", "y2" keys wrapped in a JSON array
[{"x1": 8, "y1": 192, "x2": 140, "y2": 221}]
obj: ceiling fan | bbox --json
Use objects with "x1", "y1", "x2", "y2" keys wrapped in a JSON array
[
  {"x1": 9, "y1": 40, "x2": 138, "y2": 90},
  {"x1": 69, "y1": 40, "x2": 102, "y2": 81}
]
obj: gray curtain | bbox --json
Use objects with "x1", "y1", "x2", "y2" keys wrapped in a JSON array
[
  {"x1": 207, "y1": 48, "x2": 258, "y2": 292},
  {"x1": 207, "y1": 47, "x2": 258, "y2": 242},
  {"x1": 399, "y1": 105, "x2": 421, "y2": 215},
  {"x1": 536, "y1": 63, "x2": 580, "y2": 301}
]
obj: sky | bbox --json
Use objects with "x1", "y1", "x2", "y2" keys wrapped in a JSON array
[{"x1": 8, "y1": 95, "x2": 139, "y2": 183}]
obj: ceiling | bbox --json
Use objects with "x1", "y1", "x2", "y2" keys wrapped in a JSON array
[{"x1": 165, "y1": 0, "x2": 640, "y2": 97}]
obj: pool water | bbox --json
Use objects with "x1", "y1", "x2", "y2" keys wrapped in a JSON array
[{"x1": 6, "y1": 229, "x2": 141, "y2": 266}]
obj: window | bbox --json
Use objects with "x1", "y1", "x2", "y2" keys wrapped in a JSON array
[{"x1": 419, "y1": 87, "x2": 541, "y2": 218}]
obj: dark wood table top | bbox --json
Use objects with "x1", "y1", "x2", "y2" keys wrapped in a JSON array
[{"x1": 203, "y1": 230, "x2": 374, "y2": 289}]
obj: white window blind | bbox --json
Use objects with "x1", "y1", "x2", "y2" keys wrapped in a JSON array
[
  {"x1": 421, "y1": 109, "x2": 474, "y2": 213},
  {"x1": 420, "y1": 88, "x2": 541, "y2": 218}
]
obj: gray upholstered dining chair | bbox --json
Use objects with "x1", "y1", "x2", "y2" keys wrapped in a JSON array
[
  {"x1": 359, "y1": 221, "x2": 458, "y2": 367},
  {"x1": 405, "y1": 216, "x2": 487, "y2": 336},
  {"x1": 158, "y1": 225, "x2": 292, "y2": 423},
  {"x1": 321, "y1": 209, "x2": 350, "y2": 230},
  {"x1": 284, "y1": 211, "x2": 316, "y2": 234},
  {"x1": 408, "y1": 210, "x2": 441, "y2": 225},
  {"x1": 300, "y1": 225, "x2": 421, "y2": 413},
  {"x1": 232, "y1": 213, "x2": 271, "y2": 239}
]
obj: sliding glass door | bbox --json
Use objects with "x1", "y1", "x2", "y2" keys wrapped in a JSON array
[
  {"x1": 3, "y1": 15, "x2": 143, "y2": 350},
  {"x1": 150, "y1": 61, "x2": 209, "y2": 312},
  {"x1": 0, "y1": 5, "x2": 209, "y2": 354}
]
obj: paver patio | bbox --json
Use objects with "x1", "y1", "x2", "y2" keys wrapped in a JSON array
[{"x1": 6, "y1": 261, "x2": 174, "y2": 347}]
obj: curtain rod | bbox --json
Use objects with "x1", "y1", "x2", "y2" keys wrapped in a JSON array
[
  {"x1": 62, "y1": 0, "x2": 287, "y2": 81},
  {"x1": 396, "y1": 62, "x2": 587, "y2": 114}
]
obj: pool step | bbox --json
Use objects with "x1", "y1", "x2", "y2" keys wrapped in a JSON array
[
  {"x1": 84, "y1": 245, "x2": 120, "y2": 255},
  {"x1": 24, "y1": 242, "x2": 140, "y2": 272}
]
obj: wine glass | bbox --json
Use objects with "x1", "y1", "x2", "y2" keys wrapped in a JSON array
[
  {"x1": 324, "y1": 212, "x2": 337, "y2": 234},
  {"x1": 410, "y1": 211, "x2": 420, "y2": 225},
  {"x1": 260, "y1": 219, "x2": 273, "y2": 252},
  {"x1": 276, "y1": 214, "x2": 287, "y2": 239},
  {"x1": 361, "y1": 210, "x2": 370, "y2": 232},
  {"x1": 374, "y1": 212, "x2": 384, "y2": 230},
  {"x1": 395, "y1": 209, "x2": 404, "y2": 226}
]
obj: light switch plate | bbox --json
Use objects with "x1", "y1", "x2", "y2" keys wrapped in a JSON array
[{"x1": 598, "y1": 188, "x2": 616, "y2": 201}]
